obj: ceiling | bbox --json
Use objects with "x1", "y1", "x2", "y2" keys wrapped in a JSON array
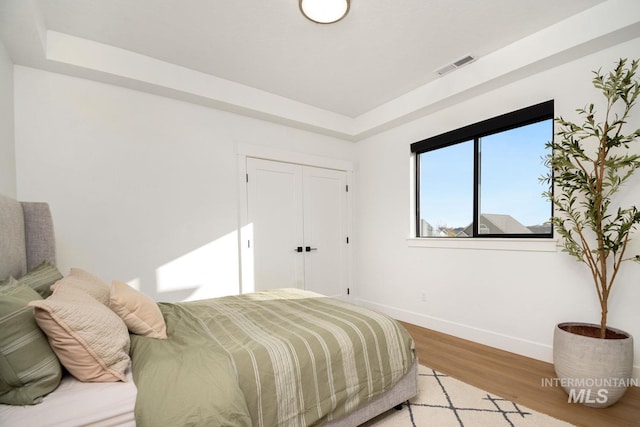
[{"x1": 2, "y1": 0, "x2": 638, "y2": 140}]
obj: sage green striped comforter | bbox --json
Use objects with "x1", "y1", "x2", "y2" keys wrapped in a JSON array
[{"x1": 130, "y1": 289, "x2": 415, "y2": 426}]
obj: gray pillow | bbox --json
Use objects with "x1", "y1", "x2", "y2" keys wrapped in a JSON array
[{"x1": 0, "y1": 278, "x2": 63, "y2": 405}]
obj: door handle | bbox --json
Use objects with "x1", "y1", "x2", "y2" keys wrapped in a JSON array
[
  {"x1": 294, "y1": 246, "x2": 303, "y2": 253},
  {"x1": 305, "y1": 246, "x2": 318, "y2": 252}
]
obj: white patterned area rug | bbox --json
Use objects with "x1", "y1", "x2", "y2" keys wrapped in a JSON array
[{"x1": 363, "y1": 365, "x2": 575, "y2": 427}]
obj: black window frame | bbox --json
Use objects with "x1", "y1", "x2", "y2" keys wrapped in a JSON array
[{"x1": 410, "y1": 100, "x2": 554, "y2": 238}]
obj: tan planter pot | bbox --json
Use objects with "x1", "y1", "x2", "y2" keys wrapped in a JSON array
[{"x1": 553, "y1": 322, "x2": 634, "y2": 408}]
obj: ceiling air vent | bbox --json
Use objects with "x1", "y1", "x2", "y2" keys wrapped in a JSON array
[{"x1": 436, "y1": 55, "x2": 477, "y2": 76}]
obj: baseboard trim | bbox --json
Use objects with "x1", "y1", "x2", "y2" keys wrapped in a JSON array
[{"x1": 356, "y1": 298, "x2": 640, "y2": 380}]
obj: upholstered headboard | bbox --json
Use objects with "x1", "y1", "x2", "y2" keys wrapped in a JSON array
[{"x1": 0, "y1": 193, "x2": 56, "y2": 279}]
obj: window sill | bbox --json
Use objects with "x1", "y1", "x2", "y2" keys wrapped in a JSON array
[{"x1": 407, "y1": 237, "x2": 559, "y2": 253}]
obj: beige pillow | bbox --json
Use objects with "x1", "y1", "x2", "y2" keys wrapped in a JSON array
[
  {"x1": 50, "y1": 268, "x2": 110, "y2": 305},
  {"x1": 109, "y1": 280, "x2": 167, "y2": 339},
  {"x1": 28, "y1": 286, "x2": 130, "y2": 382}
]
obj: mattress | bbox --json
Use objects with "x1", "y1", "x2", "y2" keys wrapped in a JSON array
[{"x1": 0, "y1": 367, "x2": 136, "y2": 427}]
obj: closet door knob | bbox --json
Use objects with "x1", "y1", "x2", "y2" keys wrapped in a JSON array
[
  {"x1": 294, "y1": 246, "x2": 303, "y2": 252},
  {"x1": 305, "y1": 246, "x2": 318, "y2": 252}
]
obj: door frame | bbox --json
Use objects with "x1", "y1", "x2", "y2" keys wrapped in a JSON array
[{"x1": 236, "y1": 143, "x2": 354, "y2": 298}]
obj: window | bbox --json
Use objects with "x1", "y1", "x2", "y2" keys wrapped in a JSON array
[{"x1": 411, "y1": 100, "x2": 553, "y2": 238}]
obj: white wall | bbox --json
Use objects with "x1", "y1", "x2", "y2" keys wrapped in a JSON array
[
  {"x1": 11, "y1": 34, "x2": 640, "y2": 373},
  {"x1": 354, "y1": 39, "x2": 640, "y2": 372},
  {"x1": 0, "y1": 40, "x2": 16, "y2": 197},
  {"x1": 13, "y1": 66, "x2": 356, "y2": 301}
]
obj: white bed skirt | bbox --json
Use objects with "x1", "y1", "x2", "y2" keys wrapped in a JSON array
[{"x1": 0, "y1": 366, "x2": 137, "y2": 427}]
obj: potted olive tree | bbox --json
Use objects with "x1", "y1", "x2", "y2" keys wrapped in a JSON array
[{"x1": 542, "y1": 58, "x2": 640, "y2": 408}]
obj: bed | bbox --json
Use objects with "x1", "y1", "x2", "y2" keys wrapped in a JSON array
[{"x1": 0, "y1": 193, "x2": 418, "y2": 426}]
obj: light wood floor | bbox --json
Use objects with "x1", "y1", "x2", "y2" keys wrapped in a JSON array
[{"x1": 400, "y1": 321, "x2": 640, "y2": 427}]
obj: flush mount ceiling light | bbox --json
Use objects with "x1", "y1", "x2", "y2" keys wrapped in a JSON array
[{"x1": 299, "y1": 0, "x2": 350, "y2": 24}]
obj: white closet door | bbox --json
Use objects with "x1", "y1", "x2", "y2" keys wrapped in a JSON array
[
  {"x1": 302, "y1": 166, "x2": 348, "y2": 299},
  {"x1": 247, "y1": 158, "x2": 304, "y2": 291},
  {"x1": 246, "y1": 157, "x2": 348, "y2": 297}
]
